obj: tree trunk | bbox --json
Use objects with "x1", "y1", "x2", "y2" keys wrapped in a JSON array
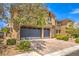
[
  {"x1": 17, "y1": 25, "x2": 20, "y2": 40},
  {"x1": 3, "y1": 33, "x2": 7, "y2": 45},
  {"x1": 41, "y1": 28, "x2": 44, "y2": 39},
  {"x1": 4, "y1": 33, "x2": 6, "y2": 39},
  {"x1": 18, "y1": 26, "x2": 20, "y2": 40}
]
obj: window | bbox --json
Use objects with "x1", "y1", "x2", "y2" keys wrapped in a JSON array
[
  {"x1": 56, "y1": 30, "x2": 61, "y2": 34},
  {"x1": 48, "y1": 17, "x2": 51, "y2": 24}
]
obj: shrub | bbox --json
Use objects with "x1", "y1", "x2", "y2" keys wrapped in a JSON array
[
  {"x1": 17, "y1": 40, "x2": 31, "y2": 51},
  {"x1": 7, "y1": 38, "x2": 16, "y2": 45},
  {"x1": 54, "y1": 34, "x2": 69, "y2": 41},
  {"x1": 75, "y1": 37, "x2": 79, "y2": 43},
  {"x1": 63, "y1": 35, "x2": 69, "y2": 41},
  {"x1": 54, "y1": 34, "x2": 63, "y2": 40},
  {"x1": 71, "y1": 33, "x2": 79, "y2": 38}
]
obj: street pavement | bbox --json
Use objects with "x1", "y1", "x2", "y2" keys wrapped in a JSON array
[{"x1": 66, "y1": 50, "x2": 79, "y2": 56}]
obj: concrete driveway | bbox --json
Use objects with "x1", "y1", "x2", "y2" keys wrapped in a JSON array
[
  {"x1": 15, "y1": 39, "x2": 79, "y2": 56},
  {"x1": 30, "y1": 39, "x2": 78, "y2": 55}
]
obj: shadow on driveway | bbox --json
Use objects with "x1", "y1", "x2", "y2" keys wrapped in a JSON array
[{"x1": 31, "y1": 41, "x2": 46, "y2": 55}]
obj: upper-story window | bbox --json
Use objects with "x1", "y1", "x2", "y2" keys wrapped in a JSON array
[{"x1": 48, "y1": 17, "x2": 51, "y2": 24}]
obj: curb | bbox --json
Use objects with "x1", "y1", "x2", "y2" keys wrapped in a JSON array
[
  {"x1": 44, "y1": 45, "x2": 79, "y2": 56},
  {"x1": 14, "y1": 51, "x2": 41, "y2": 56}
]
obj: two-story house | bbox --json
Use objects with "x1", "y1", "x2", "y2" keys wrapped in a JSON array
[
  {"x1": 55, "y1": 19, "x2": 73, "y2": 35},
  {"x1": 9, "y1": 4, "x2": 56, "y2": 39}
]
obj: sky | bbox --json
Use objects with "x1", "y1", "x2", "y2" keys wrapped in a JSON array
[
  {"x1": 47, "y1": 3, "x2": 79, "y2": 22},
  {"x1": 1, "y1": 3, "x2": 79, "y2": 29},
  {"x1": 0, "y1": 18, "x2": 7, "y2": 30},
  {"x1": 0, "y1": 4, "x2": 10, "y2": 29}
]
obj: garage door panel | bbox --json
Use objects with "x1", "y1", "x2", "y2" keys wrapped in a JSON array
[{"x1": 20, "y1": 28, "x2": 41, "y2": 38}]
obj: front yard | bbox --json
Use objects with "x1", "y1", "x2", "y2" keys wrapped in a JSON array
[{"x1": 0, "y1": 38, "x2": 78, "y2": 56}]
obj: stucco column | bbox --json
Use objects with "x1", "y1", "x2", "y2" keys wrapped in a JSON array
[
  {"x1": 49, "y1": 28, "x2": 52, "y2": 38},
  {"x1": 41, "y1": 28, "x2": 44, "y2": 39},
  {"x1": 3, "y1": 33, "x2": 7, "y2": 45}
]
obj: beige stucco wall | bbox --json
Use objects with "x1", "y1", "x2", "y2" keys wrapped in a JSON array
[
  {"x1": 60, "y1": 25, "x2": 67, "y2": 35},
  {"x1": 51, "y1": 17, "x2": 56, "y2": 26}
]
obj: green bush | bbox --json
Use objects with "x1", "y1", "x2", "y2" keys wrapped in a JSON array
[
  {"x1": 63, "y1": 35, "x2": 69, "y2": 41},
  {"x1": 54, "y1": 34, "x2": 63, "y2": 40},
  {"x1": 54, "y1": 34, "x2": 69, "y2": 41},
  {"x1": 7, "y1": 38, "x2": 16, "y2": 45},
  {"x1": 75, "y1": 37, "x2": 79, "y2": 43},
  {"x1": 17, "y1": 40, "x2": 31, "y2": 51},
  {"x1": 71, "y1": 33, "x2": 79, "y2": 38}
]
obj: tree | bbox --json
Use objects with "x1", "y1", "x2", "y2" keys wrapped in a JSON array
[
  {"x1": 66, "y1": 22, "x2": 79, "y2": 38},
  {"x1": 36, "y1": 9, "x2": 47, "y2": 38},
  {"x1": 1, "y1": 27, "x2": 9, "y2": 33},
  {"x1": 10, "y1": 4, "x2": 48, "y2": 26},
  {"x1": 10, "y1": 4, "x2": 49, "y2": 38},
  {"x1": 1, "y1": 27, "x2": 9, "y2": 38}
]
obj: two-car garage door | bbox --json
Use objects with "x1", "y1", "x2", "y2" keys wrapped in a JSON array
[{"x1": 20, "y1": 27, "x2": 50, "y2": 38}]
